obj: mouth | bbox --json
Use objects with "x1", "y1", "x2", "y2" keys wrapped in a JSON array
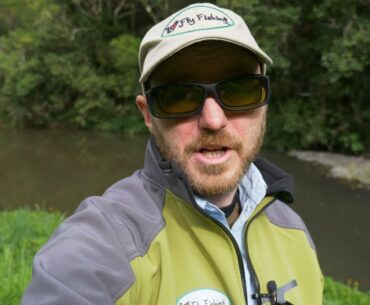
[
  {"x1": 199, "y1": 147, "x2": 228, "y2": 158},
  {"x1": 192, "y1": 145, "x2": 232, "y2": 166}
]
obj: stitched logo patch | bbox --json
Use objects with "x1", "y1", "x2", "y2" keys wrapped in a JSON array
[
  {"x1": 176, "y1": 288, "x2": 231, "y2": 305},
  {"x1": 162, "y1": 5, "x2": 234, "y2": 37}
]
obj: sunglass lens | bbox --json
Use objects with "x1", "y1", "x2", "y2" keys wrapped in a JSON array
[
  {"x1": 217, "y1": 78, "x2": 266, "y2": 109},
  {"x1": 152, "y1": 85, "x2": 203, "y2": 116}
]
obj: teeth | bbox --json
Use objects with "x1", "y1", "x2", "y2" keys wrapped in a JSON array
[{"x1": 203, "y1": 150, "x2": 224, "y2": 158}]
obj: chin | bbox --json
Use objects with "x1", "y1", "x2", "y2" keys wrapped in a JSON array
[{"x1": 186, "y1": 166, "x2": 244, "y2": 197}]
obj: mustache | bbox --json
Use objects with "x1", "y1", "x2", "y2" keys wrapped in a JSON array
[{"x1": 185, "y1": 130, "x2": 242, "y2": 153}]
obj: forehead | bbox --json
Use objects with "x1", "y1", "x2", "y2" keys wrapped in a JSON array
[{"x1": 149, "y1": 41, "x2": 261, "y2": 87}]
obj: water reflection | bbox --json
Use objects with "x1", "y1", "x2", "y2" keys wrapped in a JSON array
[
  {"x1": 0, "y1": 129, "x2": 147, "y2": 212},
  {"x1": 0, "y1": 130, "x2": 369, "y2": 290}
]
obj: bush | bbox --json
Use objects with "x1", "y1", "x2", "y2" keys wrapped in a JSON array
[{"x1": 0, "y1": 1, "x2": 143, "y2": 131}]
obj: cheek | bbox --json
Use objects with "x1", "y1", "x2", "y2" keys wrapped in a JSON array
[
  {"x1": 230, "y1": 110, "x2": 266, "y2": 139},
  {"x1": 157, "y1": 119, "x2": 197, "y2": 149},
  {"x1": 173, "y1": 125, "x2": 196, "y2": 150}
]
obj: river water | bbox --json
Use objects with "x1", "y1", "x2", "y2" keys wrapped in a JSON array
[{"x1": 1, "y1": 129, "x2": 369, "y2": 290}]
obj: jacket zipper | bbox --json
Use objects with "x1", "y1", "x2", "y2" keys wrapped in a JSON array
[
  {"x1": 244, "y1": 196, "x2": 277, "y2": 305},
  {"x1": 181, "y1": 172, "x2": 278, "y2": 305},
  {"x1": 180, "y1": 176, "x2": 249, "y2": 305},
  {"x1": 194, "y1": 203, "x2": 249, "y2": 304}
]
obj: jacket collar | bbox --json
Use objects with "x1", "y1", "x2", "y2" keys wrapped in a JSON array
[
  {"x1": 254, "y1": 157, "x2": 295, "y2": 204},
  {"x1": 142, "y1": 137, "x2": 194, "y2": 204}
]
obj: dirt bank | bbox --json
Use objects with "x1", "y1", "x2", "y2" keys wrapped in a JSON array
[{"x1": 289, "y1": 150, "x2": 370, "y2": 190}]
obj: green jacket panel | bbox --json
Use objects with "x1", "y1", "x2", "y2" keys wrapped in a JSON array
[
  {"x1": 248, "y1": 206, "x2": 323, "y2": 304},
  {"x1": 117, "y1": 192, "x2": 323, "y2": 305}
]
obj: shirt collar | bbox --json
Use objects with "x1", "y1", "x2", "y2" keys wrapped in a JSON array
[{"x1": 194, "y1": 162, "x2": 267, "y2": 212}]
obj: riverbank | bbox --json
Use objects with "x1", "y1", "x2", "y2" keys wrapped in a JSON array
[
  {"x1": 289, "y1": 150, "x2": 370, "y2": 190},
  {"x1": 1, "y1": 208, "x2": 370, "y2": 304}
]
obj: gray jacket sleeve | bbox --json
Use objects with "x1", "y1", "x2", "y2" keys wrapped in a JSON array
[{"x1": 21, "y1": 198, "x2": 136, "y2": 305}]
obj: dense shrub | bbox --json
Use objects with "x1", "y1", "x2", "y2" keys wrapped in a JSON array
[{"x1": 0, "y1": 1, "x2": 142, "y2": 130}]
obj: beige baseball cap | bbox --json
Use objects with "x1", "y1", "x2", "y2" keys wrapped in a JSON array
[{"x1": 138, "y1": 2, "x2": 272, "y2": 84}]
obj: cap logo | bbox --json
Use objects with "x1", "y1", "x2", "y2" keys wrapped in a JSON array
[{"x1": 162, "y1": 5, "x2": 234, "y2": 37}]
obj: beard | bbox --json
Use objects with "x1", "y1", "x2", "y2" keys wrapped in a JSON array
[{"x1": 151, "y1": 116, "x2": 266, "y2": 197}]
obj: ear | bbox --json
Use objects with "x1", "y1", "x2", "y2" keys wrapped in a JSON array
[{"x1": 136, "y1": 95, "x2": 153, "y2": 132}]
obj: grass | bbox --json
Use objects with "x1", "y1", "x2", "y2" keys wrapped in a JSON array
[
  {"x1": 324, "y1": 277, "x2": 370, "y2": 305},
  {"x1": 1, "y1": 209, "x2": 370, "y2": 305},
  {"x1": 0, "y1": 208, "x2": 64, "y2": 305}
]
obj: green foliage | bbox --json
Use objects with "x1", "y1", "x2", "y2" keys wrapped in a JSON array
[
  {"x1": 218, "y1": 0, "x2": 370, "y2": 155},
  {"x1": 265, "y1": 99, "x2": 330, "y2": 152},
  {"x1": 0, "y1": 208, "x2": 64, "y2": 305},
  {"x1": 0, "y1": 0, "x2": 369, "y2": 154},
  {"x1": 0, "y1": 0, "x2": 143, "y2": 131},
  {"x1": 324, "y1": 277, "x2": 370, "y2": 305},
  {"x1": 1, "y1": 209, "x2": 370, "y2": 304}
]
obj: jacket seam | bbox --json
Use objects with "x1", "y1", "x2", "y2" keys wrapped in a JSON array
[
  {"x1": 263, "y1": 211, "x2": 316, "y2": 251},
  {"x1": 111, "y1": 220, "x2": 166, "y2": 302},
  {"x1": 90, "y1": 202, "x2": 165, "y2": 302}
]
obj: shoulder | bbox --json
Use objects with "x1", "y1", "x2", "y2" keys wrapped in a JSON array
[
  {"x1": 56, "y1": 170, "x2": 166, "y2": 258},
  {"x1": 264, "y1": 200, "x2": 316, "y2": 250},
  {"x1": 24, "y1": 172, "x2": 167, "y2": 304}
]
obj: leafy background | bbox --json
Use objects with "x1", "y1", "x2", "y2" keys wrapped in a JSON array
[{"x1": 0, "y1": 0, "x2": 369, "y2": 154}]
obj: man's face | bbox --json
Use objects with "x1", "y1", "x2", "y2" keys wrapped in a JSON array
[{"x1": 137, "y1": 42, "x2": 267, "y2": 198}]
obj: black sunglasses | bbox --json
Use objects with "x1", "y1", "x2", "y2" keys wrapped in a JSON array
[{"x1": 145, "y1": 74, "x2": 270, "y2": 119}]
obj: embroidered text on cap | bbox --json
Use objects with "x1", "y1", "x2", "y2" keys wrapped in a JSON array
[{"x1": 162, "y1": 5, "x2": 235, "y2": 37}]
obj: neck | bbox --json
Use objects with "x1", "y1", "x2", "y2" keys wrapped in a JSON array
[{"x1": 204, "y1": 188, "x2": 238, "y2": 208}]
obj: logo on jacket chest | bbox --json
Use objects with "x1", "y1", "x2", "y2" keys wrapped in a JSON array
[{"x1": 176, "y1": 289, "x2": 231, "y2": 305}]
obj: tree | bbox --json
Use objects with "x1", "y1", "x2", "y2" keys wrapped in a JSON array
[{"x1": 217, "y1": 0, "x2": 369, "y2": 154}]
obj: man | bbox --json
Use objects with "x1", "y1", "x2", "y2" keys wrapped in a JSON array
[{"x1": 22, "y1": 3, "x2": 323, "y2": 305}]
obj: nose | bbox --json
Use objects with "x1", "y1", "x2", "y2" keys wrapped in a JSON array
[{"x1": 198, "y1": 96, "x2": 227, "y2": 131}]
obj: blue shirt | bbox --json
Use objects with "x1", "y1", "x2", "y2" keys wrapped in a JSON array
[{"x1": 194, "y1": 162, "x2": 267, "y2": 305}]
